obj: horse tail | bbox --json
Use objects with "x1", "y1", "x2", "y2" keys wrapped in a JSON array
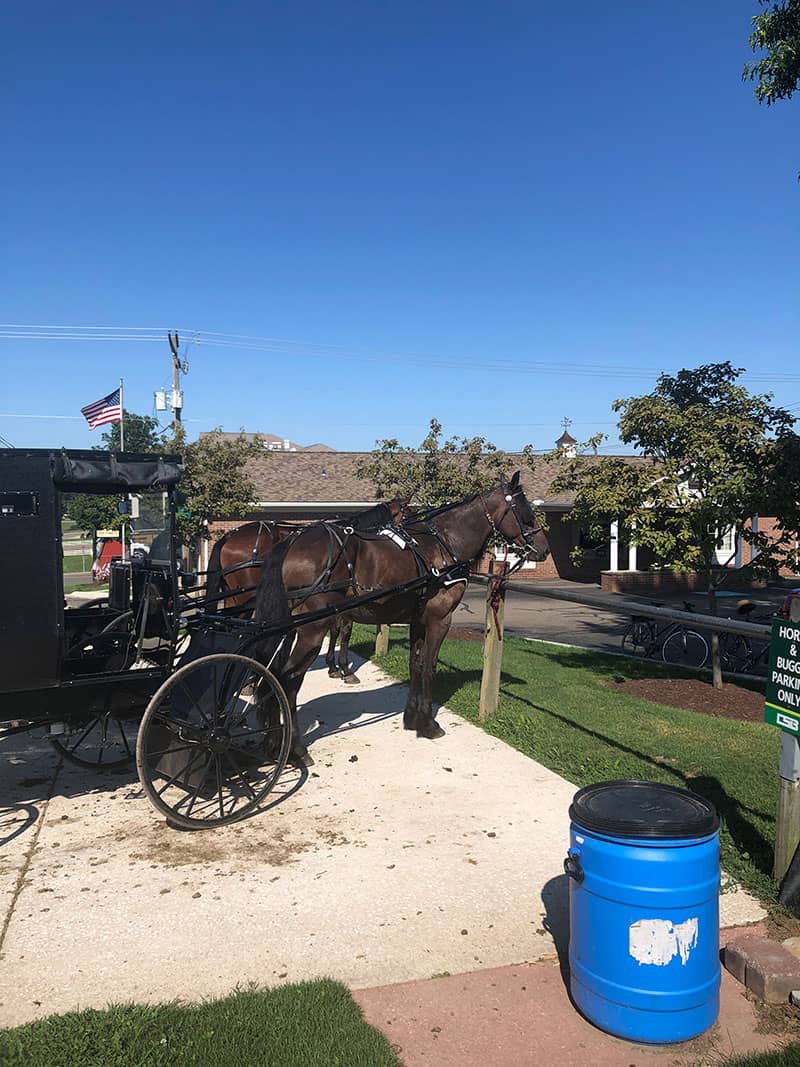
[
  {"x1": 205, "y1": 534, "x2": 227, "y2": 607},
  {"x1": 253, "y1": 539, "x2": 292, "y2": 676}
]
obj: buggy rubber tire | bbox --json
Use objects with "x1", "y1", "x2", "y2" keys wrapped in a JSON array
[
  {"x1": 661, "y1": 629, "x2": 708, "y2": 669},
  {"x1": 136, "y1": 653, "x2": 292, "y2": 830}
]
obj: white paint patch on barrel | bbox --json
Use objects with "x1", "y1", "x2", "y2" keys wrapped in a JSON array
[{"x1": 628, "y1": 918, "x2": 699, "y2": 966}]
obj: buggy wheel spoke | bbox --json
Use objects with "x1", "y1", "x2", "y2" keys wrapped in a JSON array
[
  {"x1": 154, "y1": 749, "x2": 205, "y2": 797},
  {"x1": 117, "y1": 717, "x2": 133, "y2": 758},
  {"x1": 175, "y1": 677, "x2": 213, "y2": 728},
  {"x1": 224, "y1": 749, "x2": 258, "y2": 801},
  {"x1": 215, "y1": 756, "x2": 225, "y2": 818},
  {"x1": 228, "y1": 725, "x2": 283, "y2": 740},
  {"x1": 143, "y1": 742, "x2": 198, "y2": 759},
  {"x1": 183, "y1": 759, "x2": 213, "y2": 818},
  {"x1": 213, "y1": 661, "x2": 221, "y2": 726},
  {"x1": 149, "y1": 709, "x2": 203, "y2": 741},
  {"x1": 65, "y1": 718, "x2": 100, "y2": 755}
]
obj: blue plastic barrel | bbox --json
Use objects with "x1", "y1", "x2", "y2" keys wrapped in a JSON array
[{"x1": 565, "y1": 780, "x2": 720, "y2": 1044}]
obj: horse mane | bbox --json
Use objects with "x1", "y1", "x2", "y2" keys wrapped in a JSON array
[
  {"x1": 344, "y1": 500, "x2": 395, "y2": 531},
  {"x1": 406, "y1": 482, "x2": 505, "y2": 526}
]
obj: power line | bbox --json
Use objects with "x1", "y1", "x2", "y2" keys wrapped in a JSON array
[
  {"x1": 2, "y1": 322, "x2": 799, "y2": 384},
  {"x1": 0, "y1": 412, "x2": 84, "y2": 420}
]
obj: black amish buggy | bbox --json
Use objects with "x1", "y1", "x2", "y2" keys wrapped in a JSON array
[{"x1": 0, "y1": 449, "x2": 294, "y2": 828}]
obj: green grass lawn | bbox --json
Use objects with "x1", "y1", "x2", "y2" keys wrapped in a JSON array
[
  {"x1": 349, "y1": 625, "x2": 778, "y2": 902},
  {"x1": 725, "y1": 1048, "x2": 800, "y2": 1066},
  {"x1": 63, "y1": 553, "x2": 92, "y2": 573},
  {"x1": 0, "y1": 981, "x2": 400, "y2": 1067}
]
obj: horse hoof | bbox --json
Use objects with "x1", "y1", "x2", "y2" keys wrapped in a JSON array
[
  {"x1": 417, "y1": 721, "x2": 446, "y2": 740},
  {"x1": 403, "y1": 713, "x2": 417, "y2": 731},
  {"x1": 327, "y1": 668, "x2": 339, "y2": 677},
  {"x1": 343, "y1": 673, "x2": 361, "y2": 685},
  {"x1": 291, "y1": 749, "x2": 315, "y2": 768}
]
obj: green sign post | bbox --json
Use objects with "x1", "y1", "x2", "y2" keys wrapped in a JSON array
[
  {"x1": 765, "y1": 618, "x2": 800, "y2": 880},
  {"x1": 765, "y1": 619, "x2": 800, "y2": 734}
]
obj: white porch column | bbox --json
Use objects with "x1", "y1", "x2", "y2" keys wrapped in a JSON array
[
  {"x1": 628, "y1": 522, "x2": 638, "y2": 571},
  {"x1": 609, "y1": 519, "x2": 619, "y2": 571}
]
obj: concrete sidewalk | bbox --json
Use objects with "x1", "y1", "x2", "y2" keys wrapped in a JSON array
[{"x1": 0, "y1": 654, "x2": 766, "y2": 1036}]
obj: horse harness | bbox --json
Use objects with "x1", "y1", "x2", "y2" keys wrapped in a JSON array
[{"x1": 283, "y1": 518, "x2": 470, "y2": 607}]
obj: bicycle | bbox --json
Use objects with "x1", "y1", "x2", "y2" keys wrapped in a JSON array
[
  {"x1": 718, "y1": 601, "x2": 775, "y2": 676},
  {"x1": 621, "y1": 602, "x2": 709, "y2": 669}
]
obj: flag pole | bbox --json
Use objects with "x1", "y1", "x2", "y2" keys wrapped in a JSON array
[
  {"x1": 119, "y1": 378, "x2": 126, "y2": 561},
  {"x1": 119, "y1": 378, "x2": 125, "y2": 452}
]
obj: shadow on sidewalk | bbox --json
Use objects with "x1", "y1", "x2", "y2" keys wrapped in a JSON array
[{"x1": 542, "y1": 872, "x2": 571, "y2": 990}]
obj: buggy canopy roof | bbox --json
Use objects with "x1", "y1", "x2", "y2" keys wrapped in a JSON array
[{"x1": 1, "y1": 449, "x2": 183, "y2": 493}]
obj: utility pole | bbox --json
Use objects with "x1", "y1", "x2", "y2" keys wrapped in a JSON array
[{"x1": 167, "y1": 331, "x2": 186, "y2": 439}]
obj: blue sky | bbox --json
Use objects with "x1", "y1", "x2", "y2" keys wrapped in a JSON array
[{"x1": 1, "y1": 1, "x2": 797, "y2": 454}]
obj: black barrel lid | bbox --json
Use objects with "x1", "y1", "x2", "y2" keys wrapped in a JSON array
[{"x1": 569, "y1": 780, "x2": 719, "y2": 839}]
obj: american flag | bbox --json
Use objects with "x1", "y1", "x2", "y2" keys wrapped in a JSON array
[{"x1": 80, "y1": 388, "x2": 122, "y2": 429}]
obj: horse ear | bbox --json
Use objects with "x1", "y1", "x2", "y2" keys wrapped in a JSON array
[{"x1": 509, "y1": 470, "x2": 520, "y2": 489}]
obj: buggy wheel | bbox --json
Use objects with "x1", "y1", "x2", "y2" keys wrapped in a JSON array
[
  {"x1": 136, "y1": 653, "x2": 292, "y2": 829},
  {"x1": 49, "y1": 713, "x2": 137, "y2": 770},
  {"x1": 661, "y1": 629, "x2": 708, "y2": 669},
  {"x1": 621, "y1": 620, "x2": 652, "y2": 656}
]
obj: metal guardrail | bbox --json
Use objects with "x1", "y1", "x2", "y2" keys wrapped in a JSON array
[{"x1": 468, "y1": 574, "x2": 774, "y2": 641}]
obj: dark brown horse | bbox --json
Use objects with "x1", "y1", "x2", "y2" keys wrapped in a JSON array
[
  {"x1": 205, "y1": 499, "x2": 410, "y2": 682},
  {"x1": 254, "y1": 472, "x2": 549, "y2": 765}
]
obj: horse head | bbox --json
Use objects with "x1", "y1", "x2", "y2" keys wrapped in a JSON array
[
  {"x1": 387, "y1": 497, "x2": 415, "y2": 524},
  {"x1": 484, "y1": 471, "x2": 549, "y2": 562}
]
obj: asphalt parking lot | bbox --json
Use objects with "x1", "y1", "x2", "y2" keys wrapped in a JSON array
[
  {"x1": 451, "y1": 580, "x2": 786, "y2": 656},
  {"x1": 452, "y1": 584, "x2": 629, "y2": 652}
]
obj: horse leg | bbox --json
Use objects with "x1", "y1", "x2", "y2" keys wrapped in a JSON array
[
  {"x1": 338, "y1": 618, "x2": 360, "y2": 684},
  {"x1": 280, "y1": 621, "x2": 329, "y2": 767},
  {"x1": 325, "y1": 623, "x2": 339, "y2": 677},
  {"x1": 413, "y1": 610, "x2": 453, "y2": 740},
  {"x1": 403, "y1": 616, "x2": 426, "y2": 732}
]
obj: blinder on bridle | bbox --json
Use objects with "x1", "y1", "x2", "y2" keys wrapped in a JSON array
[
  {"x1": 481, "y1": 475, "x2": 546, "y2": 563},
  {"x1": 503, "y1": 486, "x2": 546, "y2": 561}
]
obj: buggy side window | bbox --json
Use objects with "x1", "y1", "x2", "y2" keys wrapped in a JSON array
[{"x1": 0, "y1": 492, "x2": 38, "y2": 516}]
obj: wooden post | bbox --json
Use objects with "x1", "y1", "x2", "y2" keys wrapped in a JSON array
[
  {"x1": 479, "y1": 570, "x2": 506, "y2": 721},
  {"x1": 775, "y1": 733, "x2": 800, "y2": 882},
  {"x1": 375, "y1": 624, "x2": 390, "y2": 656}
]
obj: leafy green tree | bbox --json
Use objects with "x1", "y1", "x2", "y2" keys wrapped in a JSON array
[
  {"x1": 550, "y1": 363, "x2": 796, "y2": 687},
  {"x1": 100, "y1": 411, "x2": 166, "y2": 453},
  {"x1": 744, "y1": 0, "x2": 800, "y2": 105},
  {"x1": 63, "y1": 493, "x2": 121, "y2": 549},
  {"x1": 176, "y1": 430, "x2": 264, "y2": 545},
  {"x1": 355, "y1": 418, "x2": 532, "y2": 506}
]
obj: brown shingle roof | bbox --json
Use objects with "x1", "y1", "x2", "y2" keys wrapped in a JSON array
[{"x1": 245, "y1": 451, "x2": 653, "y2": 507}]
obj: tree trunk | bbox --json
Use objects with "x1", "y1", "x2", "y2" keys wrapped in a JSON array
[{"x1": 707, "y1": 582, "x2": 723, "y2": 690}]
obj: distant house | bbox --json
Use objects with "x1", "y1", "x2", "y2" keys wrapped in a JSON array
[{"x1": 199, "y1": 431, "x2": 335, "y2": 453}]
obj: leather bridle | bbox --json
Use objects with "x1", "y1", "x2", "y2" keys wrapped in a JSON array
[{"x1": 480, "y1": 487, "x2": 545, "y2": 561}]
